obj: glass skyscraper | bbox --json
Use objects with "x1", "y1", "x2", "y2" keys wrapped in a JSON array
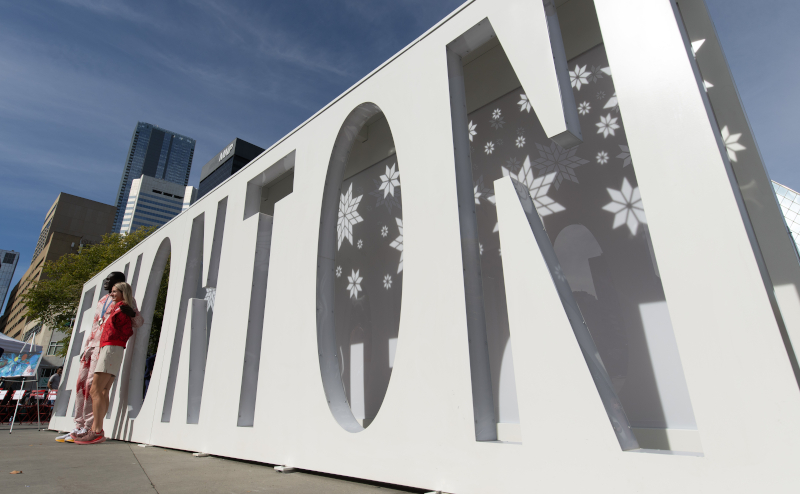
[
  {"x1": 113, "y1": 122, "x2": 196, "y2": 233},
  {"x1": 0, "y1": 250, "x2": 20, "y2": 314},
  {"x1": 773, "y1": 181, "x2": 800, "y2": 254}
]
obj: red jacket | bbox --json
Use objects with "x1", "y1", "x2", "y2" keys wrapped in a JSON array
[{"x1": 100, "y1": 301, "x2": 134, "y2": 349}]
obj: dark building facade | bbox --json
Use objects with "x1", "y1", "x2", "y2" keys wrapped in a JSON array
[
  {"x1": 113, "y1": 122, "x2": 196, "y2": 232},
  {"x1": 198, "y1": 138, "x2": 265, "y2": 199}
]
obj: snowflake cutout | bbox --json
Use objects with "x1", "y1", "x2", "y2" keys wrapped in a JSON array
[
  {"x1": 517, "y1": 127, "x2": 525, "y2": 136},
  {"x1": 489, "y1": 115, "x2": 505, "y2": 129},
  {"x1": 617, "y1": 145, "x2": 632, "y2": 167},
  {"x1": 357, "y1": 239, "x2": 363, "y2": 249},
  {"x1": 479, "y1": 243, "x2": 484, "y2": 256},
  {"x1": 588, "y1": 65, "x2": 605, "y2": 83},
  {"x1": 337, "y1": 183, "x2": 363, "y2": 250},
  {"x1": 516, "y1": 136, "x2": 525, "y2": 148},
  {"x1": 596, "y1": 114, "x2": 620, "y2": 138},
  {"x1": 603, "y1": 92, "x2": 619, "y2": 113},
  {"x1": 596, "y1": 151, "x2": 609, "y2": 165},
  {"x1": 502, "y1": 156, "x2": 565, "y2": 216},
  {"x1": 518, "y1": 94, "x2": 532, "y2": 113},
  {"x1": 381, "y1": 225, "x2": 388, "y2": 237},
  {"x1": 485, "y1": 141, "x2": 495, "y2": 155},
  {"x1": 336, "y1": 266, "x2": 342, "y2": 278},
  {"x1": 346, "y1": 269, "x2": 363, "y2": 299},
  {"x1": 602, "y1": 177, "x2": 647, "y2": 235},
  {"x1": 720, "y1": 126, "x2": 746, "y2": 162},
  {"x1": 369, "y1": 177, "x2": 401, "y2": 213},
  {"x1": 570, "y1": 65, "x2": 591, "y2": 90},
  {"x1": 474, "y1": 176, "x2": 493, "y2": 207},
  {"x1": 389, "y1": 217, "x2": 404, "y2": 273},
  {"x1": 204, "y1": 287, "x2": 216, "y2": 312},
  {"x1": 505, "y1": 156, "x2": 522, "y2": 175},
  {"x1": 378, "y1": 163, "x2": 401, "y2": 198},
  {"x1": 468, "y1": 120, "x2": 477, "y2": 142},
  {"x1": 532, "y1": 141, "x2": 588, "y2": 189},
  {"x1": 596, "y1": 91, "x2": 606, "y2": 100},
  {"x1": 578, "y1": 101, "x2": 591, "y2": 115},
  {"x1": 383, "y1": 274, "x2": 392, "y2": 290},
  {"x1": 492, "y1": 108, "x2": 502, "y2": 120}
]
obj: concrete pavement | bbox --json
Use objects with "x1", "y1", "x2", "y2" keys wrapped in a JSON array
[{"x1": 0, "y1": 427, "x2": 422, "y2": 494}]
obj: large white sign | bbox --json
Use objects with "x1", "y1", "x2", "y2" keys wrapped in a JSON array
[{"x1": 51, "y1": 1, "x2": 800, "y2": 492}]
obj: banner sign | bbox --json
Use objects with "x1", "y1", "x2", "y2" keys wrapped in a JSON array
[
  {"x1": 48, "y1": 390, "x2": 57, "y2": 400},
  {"x1": 0, "y1": 390, "x2": 7, "y2": 399},
  {"x1": 12, "y1": 390, "x2": 25, "y2": 400},
  {"x1": 0, "y1": 352, "x2": 41, "y2": 377}
]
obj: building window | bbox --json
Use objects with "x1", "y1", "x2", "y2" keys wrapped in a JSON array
[{"x1": 47, "y1": 341, "x2": 64, "y2": 356}]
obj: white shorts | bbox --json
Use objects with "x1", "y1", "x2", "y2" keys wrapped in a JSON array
[{"x1": 95, "y1": 345, "x2": 125, "y2": 376}]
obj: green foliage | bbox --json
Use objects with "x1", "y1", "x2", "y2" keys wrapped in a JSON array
[{"x1": 23, "y1": 226, "x2": 156, "y2": 357}]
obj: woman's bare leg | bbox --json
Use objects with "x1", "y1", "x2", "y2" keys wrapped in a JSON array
[{"x1": 90, "y1": 372, "x2": 115, "y2": 433}]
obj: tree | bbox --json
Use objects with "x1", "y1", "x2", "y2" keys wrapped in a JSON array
[{"x1": 23, "y1": 226, "x2": 156, "y2": 357}]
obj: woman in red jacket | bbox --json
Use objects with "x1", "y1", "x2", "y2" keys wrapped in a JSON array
[{"x1": 75, "y1": 282, "x2": 134, "y2": 445}]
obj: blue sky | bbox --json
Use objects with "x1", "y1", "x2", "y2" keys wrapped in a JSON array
[{"x1": 1, "y1": 0, "x2": 798, "y2": 311}]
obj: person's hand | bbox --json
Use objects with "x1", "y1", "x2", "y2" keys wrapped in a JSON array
[{"x1": 120, "y1": 305, "x2": 135, "y2": 318}]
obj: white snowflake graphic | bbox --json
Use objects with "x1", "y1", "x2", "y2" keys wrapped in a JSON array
[
  {"x1": 381, "y1": 225, "x2": 388, "y2": 237},
  {"x1": 492, "y1": 108, "x2": 502, "y2": 120},
  {"x1": 346, "y1": 269, "x2": 363, "y2": 299},
  {"x1": 498, "y1": 248, "x2": 502, "y2": 256},
  {"x1": 204, "y1": 287, "x2": 216, "y2": 312},
  {"x1": 602, "y1": 177, "x2": 647, "y2": 235},
  {"x1": 570, "y1": 65, "x2": 591, "y2": 90},
  {"x1": 720, "y1": 125, "x2": 746, "y2": 162},
  {"x1": 474, "y1": 185, "x2": 482, "y2": 205},
  {"x1": 532, "y1": 141, "x2": 588, "y2": 189},
  {"x1": 479, "y1": 243, "x2": 484, "y2": 256},
  {"x1": 578, "y1": 101, "x2": 591, "y2": 115},
  {"x1": 617, "y1": 145, "x2": 632, "y2": 167},
  {"x1": 389, "y1": 217, "x2": 404, "y2": 274},
  {"x1": 502, "y1": 156, "x2": 565, "y2": 216},
  {"x1": 516, "y1": 136, "x2": 525, "y2": 148},
  {"x1": 596, "y1": 114, "x2": 620, "y2": 138},
  {"x1": 596, "y1": 151, "x2": 609, "y2": 165},
  {"x1": 383, "y1": 274, "x2": 392, "y2": 290},
  {"x1": 336, "y1": 265, "x2": 342, "y2": 278},
  {"x1": 518, "y1": 94, "x2": 532, "y2": 113},
  {"x1": 357, "y1": 239, "x2": 363, "y2": 249},
  {"x1": 485, "y1": 141, "x2": 495, "y2": 155},
  {"x1": 468, "y1": 120, "x2": 477, "y2": 142},
  {"x1": 378, "y1": 163, "x2": 401, "y2": 198},
  {"x1": 337, "y1": 183, "x2": 363, "y2": 250},
  {"x1": 603, "y1": 92, "x2": 619, "y2": 113}
]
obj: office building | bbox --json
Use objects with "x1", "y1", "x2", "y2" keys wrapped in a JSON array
[
  {"x1": 112, "y1": 122, "x2": 196, "y2": 232},
  {"x1": 0, "y1": 193, "x2": 114, "y2": 372},
  {"x1": 198, "y1": 138, "x2": 264, "y2": 198},
  {"x1": 120, "y1": 175, "x2": 197, "y2": 234},
  {"x1": 773, "y1": 181, "x2": 800, "y2": 253},
  {"x1": 0, "y1": 250, "x2": 20, "y2": 314}
]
